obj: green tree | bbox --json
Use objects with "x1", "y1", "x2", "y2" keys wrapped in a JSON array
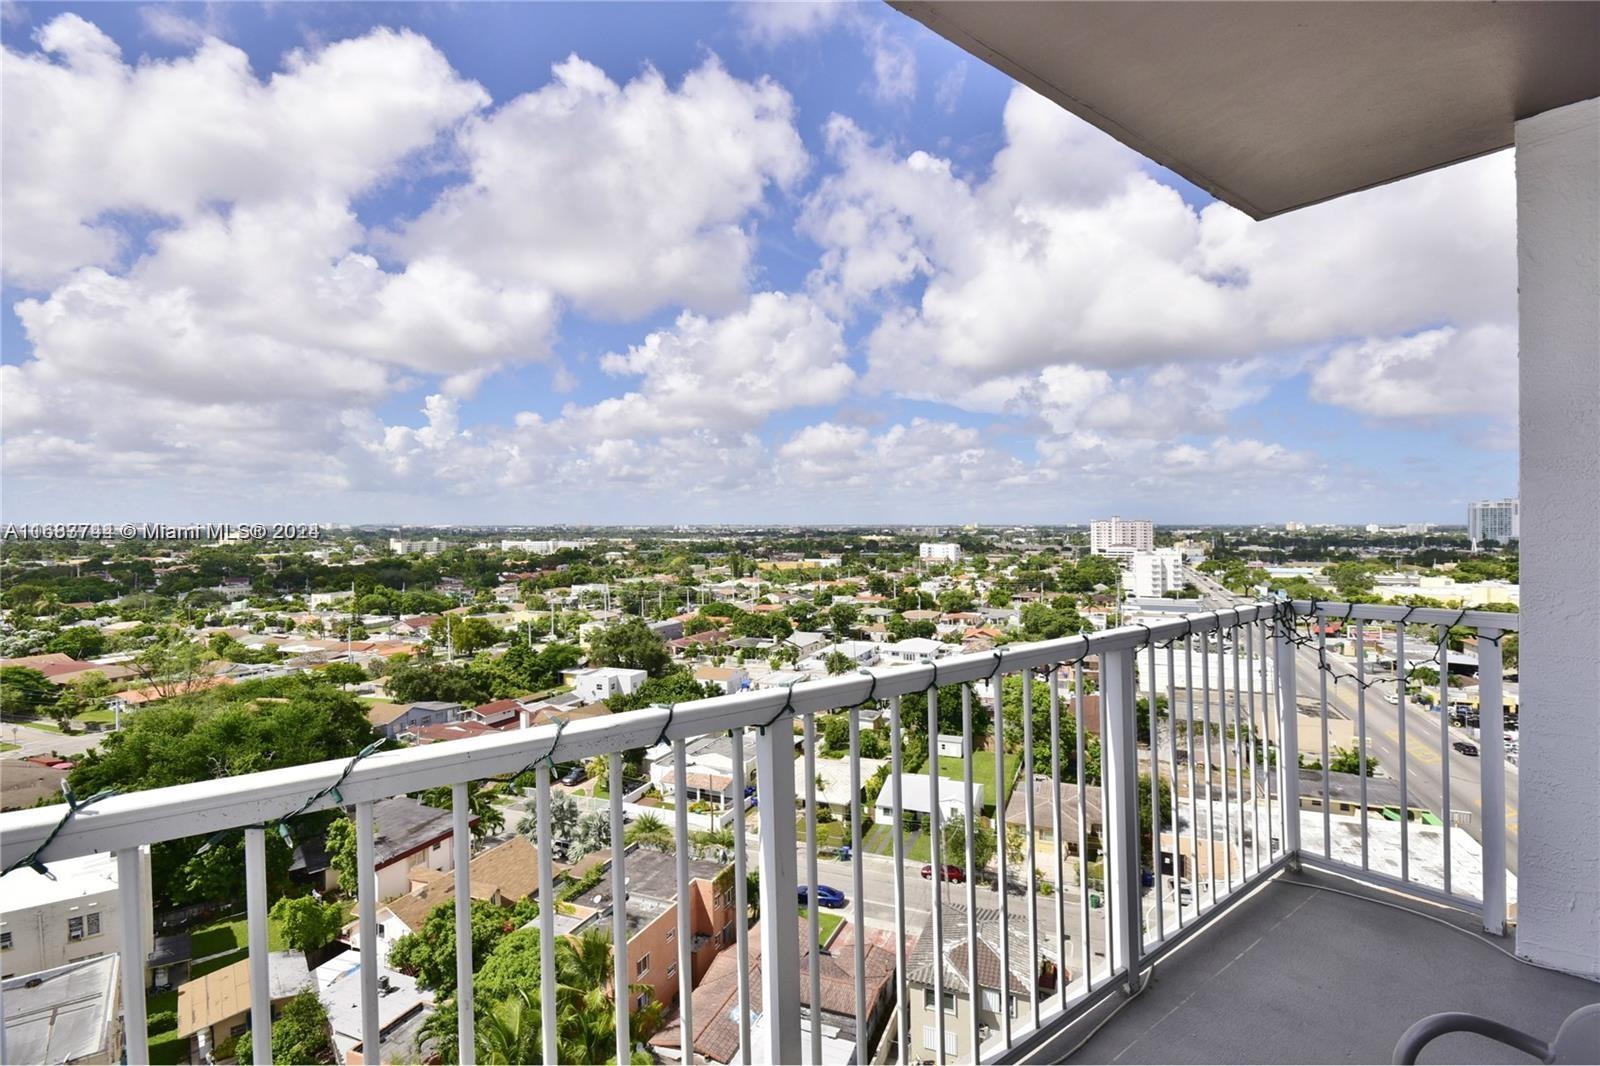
[
  {"x1": 46, "y1": 626, "x2": 107, "y2": 659},
  {"x1": 439, "y1": 615, "x2": 506, "y2": 656},
  {"x1": 133, "y1": 629, "x2": 209, "y2": 698},
  {"x1": 389, "y1": 897, "x2": 524, "y2": 995},
  {"x1": 269, "y1": 895, "x2": 345, "y2": 964},
  {"x1": 827, "y1": 602, "x2": 860, "y2": 639},
  {"x1": 823, "y1": 651, "x2": 854, "y2": 676},
  {"x1": 624, "y1": 813, "x2": 673, "y2": 851},
  {"x1": 326, "y1": 816, "x2": 361, "y2": 897},
  {"x1": 419, "y1": 781, "x2": 505, "y2": 841},
  {"x1": 1, "y1": 666, "x2": 57, "y2": 719},
  {"x1": 235, "y1": 990, "x2": 333, "y2": 1065},
  {"x1": 588, "y1": 618, "x2": 671, "y2": 677},
  {"x1": 942, "y1": 815, "x2": 997, "y2": 877}
]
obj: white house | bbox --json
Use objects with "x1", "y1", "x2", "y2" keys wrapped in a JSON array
[
  {"x1": 876, "y1": 774, "x2": 982, "y2": 825},
  {"x1": 564, "y1": 667, "x2": 648, "y2": 704},
  {"x1": 693, "y1": 664, "x2": 748, "y2": 694},
  {"x1": 880, "y1": 638, "x2": 950, "y2": 664},
  {"x1": 798, "y1": 640, "x2": 879, "y2": 672},
  {"x1": 935, "y1": 734, "x2": 965, "y2": 759},
  {"x1": 0, "y1": 849, "x2": 152, "y2": 980},
  {"x1": 784, "y1": 631, "x2": 828, "y2": 658}
]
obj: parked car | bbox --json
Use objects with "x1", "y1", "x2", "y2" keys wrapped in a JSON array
[
  {"x1": 1453, "y1": 741, "x2": 1480, "y2": 756},
  {"x1": 558, "y1": 766, "x2": 587, "y2": 786},
  {"x1": 921, "y1": 863, "x2": 965, "y2": 883},
  {"x1": 798, "y1": 884, "x2": 846, "y2": 908}
]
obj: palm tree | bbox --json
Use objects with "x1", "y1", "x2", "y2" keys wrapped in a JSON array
[
  {"x1": 624, "y1": 813, "x2": 673, "y2": 851},
  {"x1": 479, "y1": 987, "x2": 544, "y2": 1065},
  {"x1": 586, "y1": 754, "x2": 609, "y2": 789}
]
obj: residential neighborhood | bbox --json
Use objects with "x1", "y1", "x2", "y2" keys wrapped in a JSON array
[{"x1": 0, "y1": 520, "x2": 1528, "y2": 1063}]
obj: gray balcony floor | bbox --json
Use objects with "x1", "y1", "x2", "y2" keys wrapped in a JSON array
[{"x1": 1030, "y1": 869, "x2": 1598, "y2": 1065}]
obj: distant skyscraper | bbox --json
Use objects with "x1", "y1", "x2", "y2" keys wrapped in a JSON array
[
  {"x1": 1090, "y1": 516, "x2": 1154, "y2": 557},
  {"x1": 1468, "y1": 498, "x2": 1520, "y2": 546}
]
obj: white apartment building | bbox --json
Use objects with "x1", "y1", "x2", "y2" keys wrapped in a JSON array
[
  {"x1": 1089, "y1": 516, "x2": 1154, "y2": 557},
  {"x1": 1131, "y1": 548, "x2": 1186, "y2": 598},
  {"x1": 1468, "y1": 498, "x2": 1520, "y2": 546},
  {"x1": 919, "y1": 543, "x2": 962, "y2": 563},
  {"x1": 389, "y1": 537, "x2": 446, "y2": 556},
  {"x1": 1, "y1": 849, "x2": 152, "y2": 980}
]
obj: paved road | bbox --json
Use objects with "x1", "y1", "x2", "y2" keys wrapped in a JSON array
[
  {"x1": 0, "y1": 721, "x2": 107, "y2": 760},
  {"x1": 1185, "y1": 571, "x2": 1519, "y2": 873}
]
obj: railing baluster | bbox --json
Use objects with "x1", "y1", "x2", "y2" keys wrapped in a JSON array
[
  {"x1": 1219, "y1": 628, "x2": 1234, "y2": 895},
  {"x1": 1147, "y1": 639, "x2": 1163, "y2": 945},
  {"x1": 1398, "y1": 623, "x2": 1410, "y2": 883},
  {"x1": 1241, "y1": 614, "x2": 1254, "y2": 870},
  {"x1": 992, "y1": 675, "x2": 1011, "y2": 1049},
  {"x1": 848, "y1": 698, "x2": 867, "y2": 1058},
  {"x1": 926, "y1": 685, "x2": 946, "y2": 1066},
  {"x1": 245, "y1": 827, "x2": 272, "y2": 1066},
  {"x1": 452, "y1": 782, "x2": 477, "y2": 1066},
  {"x1": 1199, "y1": 631, "x2": 1215, "y2": 909},
  {"x1": 671, "y1": 740, "x2": 694, "y2": 1066},
  {"x1": 1274, "y1": 606, "x2": 1301, "y2": 865},
  {"x1": 754, "y1": 718, "x2": 802, "y2": 1063},
  {"x1": 732, "y1": 727, "x2": 753, "y2": 1065},
  {"x1": 888, "y1": 695, "x2": 910, "y2": 1065},
  {"x1": 1074, "y1": 662, "x2": 1091, "y2": 991},
  {"x1": 1232, "y1": 623, "x2": 1246, "y2": 881},
  {"x1": 1185, "y1": 631, "x2": 1199, "y2": 918},
  {"x1": 960, "y1": 684, "x2": 981, "y2": 1061},
  {"x1": 1318, "y1": 617, "x2": 1331, "y2": 859},
  {"x1": 1258, "y1": 619, "x2": 1275, "y2": 863},
  {"x1": 1021, "y1": 669, "x2": 1040, "y2": 1028},
  {"x1": 355, "y1": 800, "x2": 381, "y2": 1064},
  {"x1": 1047, "y1": 667, "x2": 1068, "y2": 1009},
  {"x1": 610, "y1": 756, "x2": 629, "y2": 1066},
  {"x1": 117, "y1": 848, "x2": 149, "y2": 1066},
  {"x1": 1102, "y1": 645, "x2": 1141, "y2": 991},
  {"x1": 1356, "y1": 620, "x2": 1370, "y2": 871},
  {"x1": 1479, "y1": 630, "x2": 1507, "y2": 933},
  {"x1": 803, "y1": 715, "x2": 821, "y2": 1065},
  {"x1": 535, "y1": 765, "x2": 557, "y2": 1066},
  {"x1": 1438, "y1": 623, "x2": 1454, "y2": 896},
  {"x1": 1166, "y1": 635, "x2": 1181, "y2": 928}
]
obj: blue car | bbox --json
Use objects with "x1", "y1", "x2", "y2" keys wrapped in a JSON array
[{"x1": 798, "y1": 885, "x2": 847, "y2": 909}]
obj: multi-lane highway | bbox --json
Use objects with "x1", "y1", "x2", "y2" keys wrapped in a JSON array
[{"x1": 1185, "y1": 569, "x2": 1519, "y2": 872}]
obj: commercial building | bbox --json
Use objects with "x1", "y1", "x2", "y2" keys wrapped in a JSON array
[
  {"x1": 1090, "y1": 517, "x2": 1154, "y2": 557},
  {"x1": 919, "y1": 543, "x2": 962, "y2": 563},
  {"x1": 1131, "y1": 548, "x2": 1185, "y2": 598},
  {"x1": 387, "y1": 538, "x2": 446, "y2": 556},
  {"x1": 1468, "y1": 498, "x2": 1520, "y2": 546}
]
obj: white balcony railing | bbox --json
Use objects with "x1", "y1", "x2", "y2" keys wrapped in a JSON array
[{"x1": 0, "y1": 601, "x2": 1518, "y2": 1065}]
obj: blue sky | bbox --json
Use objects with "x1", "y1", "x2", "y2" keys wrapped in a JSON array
[{"x1": 0, "y1": 2, "x2": 1519, "y2": 524}]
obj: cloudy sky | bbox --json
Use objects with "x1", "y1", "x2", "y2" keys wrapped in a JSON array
[{"x1": 0, "y1": 2, "x2": 1519, "y2": 525}]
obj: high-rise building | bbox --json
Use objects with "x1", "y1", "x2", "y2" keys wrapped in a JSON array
[
  {"x1": 919, "y1": 542, "x2": 961, "y2": 563},
  {"x1": 1468, "y1": 498, "x2": 1520, "y2": 545},
  {"x1": 1131, "y1": 548, "x2": 1186, "y2": 598},
  {"x1": 1090, "y1": 516, "x2": 1154, "y2": 557}
]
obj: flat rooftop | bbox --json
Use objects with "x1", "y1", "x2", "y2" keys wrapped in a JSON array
[
  {"x1": 2, "y1": 955, "x2": 119, "y2": 1065},
  {"x1": 1019, "y1": 868, "x2": 1597, "y2": 1065}
]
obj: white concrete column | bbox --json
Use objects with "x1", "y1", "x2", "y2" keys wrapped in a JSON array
[{"x1": 1514, "y1": 96, "x2": 1600, "y2": 979}]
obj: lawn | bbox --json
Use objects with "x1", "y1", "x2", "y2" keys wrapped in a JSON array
[
  {"x1": 936, "y1": 752, "x2": 1022, "y2": 817},
  {"x1": 77, "y1": 708, "x2": 118, "y2": 724},
  {"x1": 798, "y1": 906, "x2": 845, "y2": 944},
  {"x1": 0, "y1": 742, "x2": 17, "y2": 752}
]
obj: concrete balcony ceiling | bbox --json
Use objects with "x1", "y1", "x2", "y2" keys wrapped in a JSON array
[{"x1": 890, "y1": 1, "x2": 1600, "y2": 218}]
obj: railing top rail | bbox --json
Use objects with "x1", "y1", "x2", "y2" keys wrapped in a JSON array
[
  {"x1": 1284, "y1": 600, "x2": 1519, "y2": 631},
  {"x1": 3, "y1": 599, "x2": 1518, "y2": 868}
]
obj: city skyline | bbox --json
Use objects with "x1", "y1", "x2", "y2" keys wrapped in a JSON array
[{"x1": 1, "y1": 3, "x2": 1519, "y2": 524}]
